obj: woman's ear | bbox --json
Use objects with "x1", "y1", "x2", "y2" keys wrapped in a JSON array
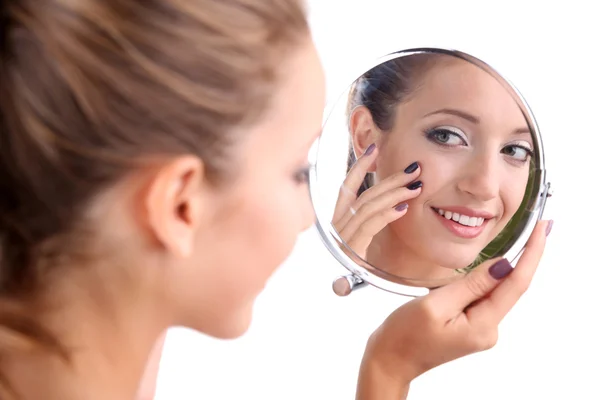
[
  {"x1": 144, "y1": 156, "x2": 207, "y2": 259},
  {"x1": 349, "y1": 106, "x2": 380, "y2": 172}
]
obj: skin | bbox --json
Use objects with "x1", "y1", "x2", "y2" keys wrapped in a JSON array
[
  {"x1": 3, "y1": 33, "x2": 551, "y2": 400},
  {"x1": 357, "y1": 220, "x2": 550, "y2": 399},
  {"x1": 5, "y1": 37, "x2": 325, "y2": 400},
  {"x1": 135, "y1": 48, "x2": 550, "y2": 400},
  {"x1": 135, "y1": 332, "x2": 166, "y2": 400},
  {"x1": 347, "y1": 57, "x2": 533, "y2": 280}
]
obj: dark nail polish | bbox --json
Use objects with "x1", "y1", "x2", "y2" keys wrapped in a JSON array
[
  {"x1": 364, "y1": 143, "x2": 376, "y2": 156},
  {"x1": 395, "y1": 203, "x2": 408, "y2": 212},
  {"x1": 546, "y1": 220, "x2": 553, "y2": 237},
  {"x1": 406, "y1": 181, "x2": 422, "y2": 190},
  {"x1": 488, "y1": 259, "x2": 513, "y2": 280},
  {"x1": 404, "y1": 162, "x2": 419, "y2": 174}
]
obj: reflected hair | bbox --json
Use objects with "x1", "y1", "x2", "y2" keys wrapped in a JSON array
[{"x1": 345, "y1": 53, "x2": 446, "y2": 196}]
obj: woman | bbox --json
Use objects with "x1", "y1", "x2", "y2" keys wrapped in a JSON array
[
  {"x1": 0, "y1": 1, "x2": 550, "y2": 399},
  {"x1": 337, "y1": 53, "x2": 535, "y2": 282}
]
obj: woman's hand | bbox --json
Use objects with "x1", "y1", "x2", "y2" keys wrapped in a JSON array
[
  {"x1": 333, "y1": 143, "x2": 422, "y2": 258},
  {"x1": 356, "y1": 219, "x2": 552, "y2": 400}
]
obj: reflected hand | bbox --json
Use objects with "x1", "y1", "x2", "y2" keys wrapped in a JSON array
[
  {"x1": 356, "y1": 220, "x2": 552, "y2": 399},
  {"x1": 333, "y1": 143, "x2": 422, "y2": 259}
]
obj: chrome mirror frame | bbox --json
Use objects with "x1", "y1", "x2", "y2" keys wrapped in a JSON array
[{"x1": 308, "y1": 47, "x2": 552, "y2": 297}]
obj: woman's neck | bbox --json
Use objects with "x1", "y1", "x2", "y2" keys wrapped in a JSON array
[{"x1": 4, "y1": 268, "x2": 168, "y2": 400}]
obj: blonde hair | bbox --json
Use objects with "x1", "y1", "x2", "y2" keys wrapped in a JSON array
[{"x1": 0, "y1": 0, "x2": 308, "y2": 396}]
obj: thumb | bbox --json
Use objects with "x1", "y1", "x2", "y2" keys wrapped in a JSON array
[{"x1": 427, "y1": 257, "x2": 513, "y2": 316}]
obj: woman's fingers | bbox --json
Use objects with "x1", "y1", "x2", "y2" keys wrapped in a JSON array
[
  {"x1": 425, "y1": 256, "x2": 508, "y2": 318},
  {"x1": 467, "y1": 220, "x2": 550, "y2": 325},
  {"x1": 352, "y1": 163, "x2": 421, "y2": 211},
  {"x1": 426, "y1": 220, "x2": 550, "y2": 326},
  {"x1": 333, "y1": 143, "x2": 378, "y2": 223},
  {"x1": 335, "y1": 164, "x2": 421, "y2": 231},
  {"x1": 331, "y1": 149, "x2": 423, "y2": 258},
  {"x1": 339, "y1": 184, "x2": 422, "y2": 241},
  {"x1": 343, "y1": 203, "x2": 410, "y2": 256}
]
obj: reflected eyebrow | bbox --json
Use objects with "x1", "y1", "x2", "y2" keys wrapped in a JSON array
[
  {"x1": 424, "y1": 108, "x2": 479, "y2": 123},
  {"x1": 424, "y1": 108, "x2": 531, "y2": 136}
]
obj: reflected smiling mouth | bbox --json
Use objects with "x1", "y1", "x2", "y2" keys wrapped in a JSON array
[
  {"x1": 431, "y1": 206, "x2": 495, "y2": 239},
  {"x1": 433, "y1": 208, "x2": 485, "y2": 227}
]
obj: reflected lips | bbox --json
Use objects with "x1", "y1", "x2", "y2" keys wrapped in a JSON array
[{"x1": 431, "y1": 207, "x2": 490, "y2": 239}]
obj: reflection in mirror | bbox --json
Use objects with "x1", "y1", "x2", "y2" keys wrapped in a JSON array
[{"x1": 311, "y1": 49, "x2": 550, "y2": 293}]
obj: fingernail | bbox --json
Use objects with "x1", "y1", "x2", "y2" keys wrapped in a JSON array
[
  {"x1": 395, "y1": 203, "x2": 408, "y2": 212},
  {"x1": 406, "y1": 181, "x2": 422, "y2": 190},
  {"x1": 364, "y1": 143, "x2": 376, "y2": 156},
  {"x1": 488, "y1": 258, "x2": 513, "y2": 280},
  {"x1": 404, "y1": 161, "x2": 419, "y2": 174},
  {"x1": 545, "y1": 220, "x2": 553, "y2": 237}
]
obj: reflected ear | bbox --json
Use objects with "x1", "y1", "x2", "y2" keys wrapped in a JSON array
[
  {"x1": 144, "y1": 156, "x2": 207, "y2": 258},
  {"x1": 349, "y1": 106, "x2": 380, "y2": 172}
]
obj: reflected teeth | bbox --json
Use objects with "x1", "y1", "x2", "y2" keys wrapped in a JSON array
[{"x1": 436, "y1": 208, "x2": 484, "y2": 227}]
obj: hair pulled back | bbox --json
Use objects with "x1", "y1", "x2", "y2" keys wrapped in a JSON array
[{"x1": 0, "y1": 0, "x2": 308, "y2": 396}]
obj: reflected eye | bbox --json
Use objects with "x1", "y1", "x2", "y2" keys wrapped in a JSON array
[
  {"x1": 502, "y1": 143, "x2": 533, "y2": 163},
  {"x1": 425, "y1": 126, "x2": 468, "y2": 147}
]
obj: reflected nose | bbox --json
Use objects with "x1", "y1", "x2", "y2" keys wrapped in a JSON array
[{"x1": 457, "y1": 157, "x2": 500, "y2": 201}]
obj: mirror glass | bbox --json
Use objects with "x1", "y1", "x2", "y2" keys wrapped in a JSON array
[{"x1": 310, "y1": 48, "x2": 550, "y2": 294}]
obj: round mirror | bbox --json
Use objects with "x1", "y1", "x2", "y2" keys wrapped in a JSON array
[{"x1": 309, "y1": 48, "x2": 552, "y2": 297}]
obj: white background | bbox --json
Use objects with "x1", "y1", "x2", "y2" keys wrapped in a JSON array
[{"x1": 156, "y1": 1, "x2": 600, "y2": 399}]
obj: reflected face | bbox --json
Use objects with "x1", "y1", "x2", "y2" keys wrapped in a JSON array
[{"x1": 371, "y1": 58, "x2": 532, "y2": 269}]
